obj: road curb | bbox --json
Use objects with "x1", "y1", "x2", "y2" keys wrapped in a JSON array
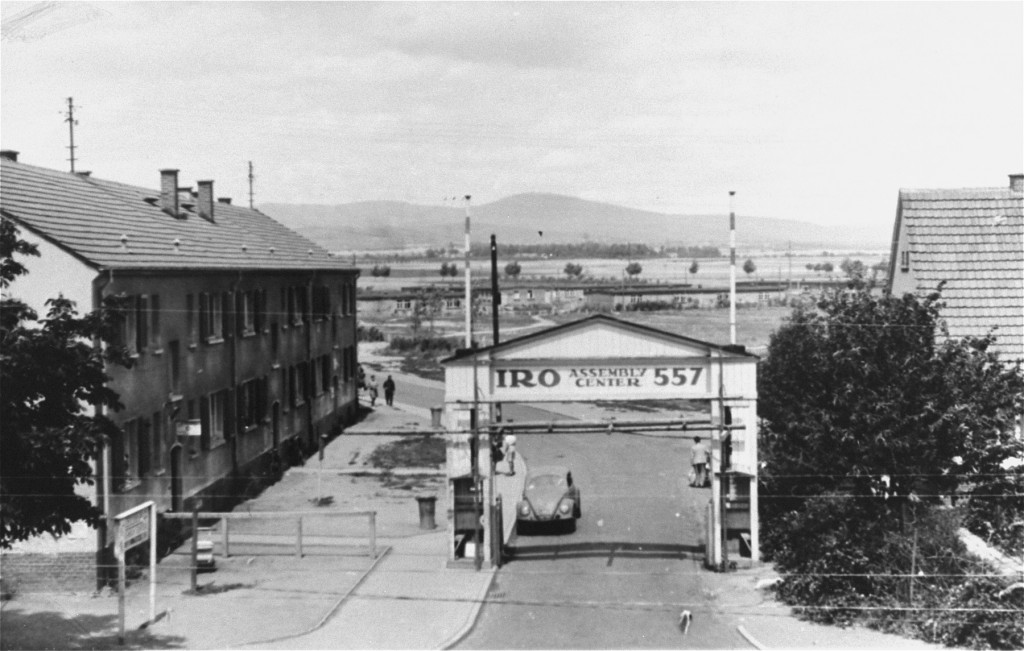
[
  {"x1": 437, "y1": 566, "x2": 498, "y2": 650},
  {"x1": 736, "y1": 624, "x2": 766, "y2": 649}
]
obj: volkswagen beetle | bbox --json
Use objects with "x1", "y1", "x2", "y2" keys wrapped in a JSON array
[{"x1": 516, "y1": 465, "x2": 580, "y2": 533}]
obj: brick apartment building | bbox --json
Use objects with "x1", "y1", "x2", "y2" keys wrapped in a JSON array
[{"x1": 1, "y1": 151, "x2": 360, "y2": 589}]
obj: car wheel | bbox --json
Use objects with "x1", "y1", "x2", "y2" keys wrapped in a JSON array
[{"x1": 566, "y1": 518, "x2": 577, "y2": 533}]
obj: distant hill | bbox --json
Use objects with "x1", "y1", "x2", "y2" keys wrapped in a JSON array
[{"x1": 259, "y1": 193, "x2": 887, "y2": 252}]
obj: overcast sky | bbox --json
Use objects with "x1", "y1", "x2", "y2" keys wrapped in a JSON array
[{"x1": 2, "y1": 1, "x2": 1021, "y2": 233}]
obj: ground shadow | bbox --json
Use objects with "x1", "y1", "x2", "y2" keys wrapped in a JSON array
[
  {"x1": 505, "y1": 540, "x2": 704, "y2": 562},
  {"x1": 0, "y1": 605, "x2": 186, "y2": 650}
]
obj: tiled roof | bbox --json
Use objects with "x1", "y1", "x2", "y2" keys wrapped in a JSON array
[
  {"x1": 0, "y1": 158, "x2": 353, "y2": 271},
  {"x1": 897, "y1": 185, "x2": 1023, "y2": 361}
]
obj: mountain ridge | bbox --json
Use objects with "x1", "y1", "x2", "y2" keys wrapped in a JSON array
[{"x1": 259, "y1": 193, "x2": 887, "y2": 252}]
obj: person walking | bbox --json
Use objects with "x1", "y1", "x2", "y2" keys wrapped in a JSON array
[
  {"x1": 383, "y1": 375, "x2": 396, "y2": 407},
  {"x1": 368, "y1": 375, "x2": 379, "y2": 407},
  {"x1": 690, "y1": 436, "x2": 710, "y2": 487},
  {"x1": 503, "y1": 432, "x2": 517, "y2": 476}
]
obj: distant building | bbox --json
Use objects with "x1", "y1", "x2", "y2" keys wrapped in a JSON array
[
  {"x1": 1, "y1": 151, "x2": 360, "y2": 589},
  {"x1": 583, "y1": 282, "x2": 793, "y2": 312},
  {"x1": 886, "y1": 173, "x2": 1024, "y2": 361}
]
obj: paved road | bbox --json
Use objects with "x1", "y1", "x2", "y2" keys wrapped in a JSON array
[{"x1": 455, "y1": 428, "x2": 751, "y2": 649}]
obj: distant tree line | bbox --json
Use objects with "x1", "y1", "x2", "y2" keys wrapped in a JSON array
[{"x1": 450, "y1": 242, "x2": 721, "y2": 259}]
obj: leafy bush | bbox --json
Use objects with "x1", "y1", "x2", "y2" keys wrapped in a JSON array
[
  {"x1": 385, "y1": 335, "x2": 455, "y2": 355},
  {"x1": 357, "y1": 324, "x2": 386, "y2": 342},
  {"x1": 768, "y1": 501, "x2": 1023, "y2": 649}
]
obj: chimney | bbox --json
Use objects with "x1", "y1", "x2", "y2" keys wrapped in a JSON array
[
  {"x1": 160, "y1": 169, "x2": 180, "y2": 217},
  {"x1": 197, "y1": 180, "x2": 215, "y2": 222},
  {"x1": 1010, "y1": 173, "x2": 1024, "y2": 193},
  {"x1": 217, "y1": 197, "x2": 232, "y2": 205},
  {"x1": 0, "y1": 150, "x2": 19, "y2": 162}
]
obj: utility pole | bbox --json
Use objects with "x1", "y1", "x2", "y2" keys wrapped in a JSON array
[
  {"x1": 248, "y1": 161, "x2": 255, "y2": 209},
  {"x1": 728, "y1": 191, "x2": 737, "y2": 345},
  {"x1": 64, "y1": 97, "x2": 78, "y2": 173},
  {"x1": 464, "y1": 195, "x2": 472, "y2": 348}
]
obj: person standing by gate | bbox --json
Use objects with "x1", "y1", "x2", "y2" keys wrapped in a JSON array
[
  {"x1": 503, "y1": 432, "x2": 517, "y2": 476},
  {"x1": 690, "y1": 436, "x2": 710, "y2": 487},
  {"x1": 383, "y1": 375, "x2": 396, "y2": 407}
]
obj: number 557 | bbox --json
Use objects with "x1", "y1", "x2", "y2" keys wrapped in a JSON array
[{"x1": 653, "y1": 367, "x2": 702, "y2": 386}]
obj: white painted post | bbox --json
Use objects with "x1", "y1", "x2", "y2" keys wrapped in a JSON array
[
  {"x1": 296, "y1": 517, "x2": 303, "y2": 558},
  {"x1": 148, "y1": 502, "x2": 156, "y2": 625},
  {"x1": 464, "y1": 195, "x2": 472, "y2": 348},
  {"x1": 222, "y1": 518, "x2": 230, "y2": 558}
]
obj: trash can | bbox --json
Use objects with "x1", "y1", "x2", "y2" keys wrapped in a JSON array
[
  {"x1": 430, "y1": 406, "x2": 443, "y2": 429},
  {"x1": 416, "y1": 495, "x2": 437, "y2": 530}
]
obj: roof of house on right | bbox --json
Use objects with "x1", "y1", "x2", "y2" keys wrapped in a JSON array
[{"x1": 887, "y1": 173, "x2": 1024, "y2": 362}]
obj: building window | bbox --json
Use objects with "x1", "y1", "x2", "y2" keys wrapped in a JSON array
[
  {"x1": 186, "y1": 294, "x2": 197, "y2": 346},
  {"x1": 149, "y1": 295, "x2": 161, "y2": 350},
  {"x1": 340, "y1": 283, "x2": 350, "y2": 316},
  {"x1": 168, "y1": 340, "x2": 181, "y2": 395},
  {"x1": 445, "y1": 298, "x2": 461, "y2": 309},
  {"x1": 238, "y1": 291, "x2": 255, "y2": 336},
  {"x1": 135, "y1": 296, "x2": 149, "y2": 353},
  {"x1": 900, "y1": 250, "x2": 910, "y2": 271},
  {"x1": 290, "y1": 364, "x2": 307, "y2": 407},
  {"x1": 203, "y1": 390, "x2": 227, "y2": 448},
  {"x1": 312, "y1": 285, "x2": 330, "y2": 322},
  {"x1": 396, "y1": 299, "x2": 411, "y2": 310},
  {"x1": 152, "y1": 412, "x2": 165, "y2": 474},
  {"x1": 121, "y1": 419, "x2": 139, "y2": 488},
  {"x1": 200, "y1": 293, "x2": 224, "y2": 342},
  {"x1": 319, "y1": 356, "x2": 331, "y2": 395},
  {"x1": 239, "y1": 378, "x2": 264, "y2": 430},
  {"x1": 296, "y1": 287, "x2": 309, "y2": 324}
]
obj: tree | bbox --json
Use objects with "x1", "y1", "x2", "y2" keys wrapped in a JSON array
[
  {"x1": 371, "y1": 264, "x2": 391, "y2": 277},
  {"x1": 758, "y1": 284, "x2": 1024, "y2": 625},
  {"x1": 563, "y1": 262, "x2": 583, "y2": 279},
  {"x1": 1, "y1": 220, "x2": 132, "y2": 548},
  {"x1": 439, "y1": 262, "x2": 458, "y2": 277},
  {"x1": 761, "y1": 285, "x2": 1022, "y2": 516},
  {"x1": 504, "y1": 261, "x2": 521, "y2": 278},
  {"x1": 624, "y1": 261, "x2": 642, "y2": 278},
  {"x1": 839, "y1": 257, "x2": 866, "y2": 280},
  {"x1": 689, "y1": 260, "x2": 699, "y2": 275},
  {"x1": 742, "y1": 258, "x2": 756, "y2": 276}
]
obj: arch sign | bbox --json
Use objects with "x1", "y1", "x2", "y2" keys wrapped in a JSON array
[{"x1": 440, "y1": 314, "x2": 760, "y2": 568}]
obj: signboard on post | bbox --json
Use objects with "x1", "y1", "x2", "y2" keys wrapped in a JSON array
[{"x1": 114, "y1": 501, "x2": 157, "y2": 644}]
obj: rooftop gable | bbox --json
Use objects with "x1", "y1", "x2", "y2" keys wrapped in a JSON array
[{"x1": 442, "y1": 314, "x2": 756, "y2": 364}]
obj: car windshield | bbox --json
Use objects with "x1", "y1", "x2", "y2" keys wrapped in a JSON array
[{"x1": 527, "y1": 474, "x2": 566, "y2": 490}]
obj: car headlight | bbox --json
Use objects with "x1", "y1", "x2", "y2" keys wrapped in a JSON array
[
  {"x1": 558, "y1": 501, "x2": 571, "y2": 514},
  {"x1": 519, "y1": 503, "x2": 531, "y2": 516}
]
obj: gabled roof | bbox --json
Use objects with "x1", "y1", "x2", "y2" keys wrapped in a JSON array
[
  {"x1": 0, "y1": 158, "x2": 354, "y2": 271},
  {"x1": 887, "y1": 181, "x2": 1023, "y2": 360},
  {"x1": 441, "y1": 313, "x2": 757, "y2": 364}
]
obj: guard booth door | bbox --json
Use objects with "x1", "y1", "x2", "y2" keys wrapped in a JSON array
[{"x1": 452, "y1": 477, "x2": 480, "y2": 559}]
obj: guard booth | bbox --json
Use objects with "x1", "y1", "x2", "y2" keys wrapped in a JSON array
[{"x1": 439, "y1": 314, "x2": 759, "y2": 569}]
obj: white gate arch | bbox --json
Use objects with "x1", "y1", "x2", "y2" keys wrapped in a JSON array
[{"x1": 440, "y1": 314, "x2": 759, "y2": 568}]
